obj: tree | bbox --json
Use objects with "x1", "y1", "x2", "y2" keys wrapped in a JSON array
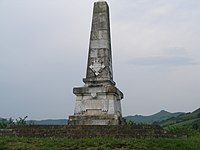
[
  {"x1": 16, "y1": 116, "x2": 28, "y2": 125},
  {"x1": 192, "y1": 123, "x2": 199, "y2": 130},
  {"x1": 127, "y1": 120, "x2": 135, "y2": 125},
  {"x1": 197, "y1": 113, "x2": 200, "y2": 118}
]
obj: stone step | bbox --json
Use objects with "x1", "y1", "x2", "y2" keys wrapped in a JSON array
[{"x1": 0, "y1": 125, "x2": 172, "y2": 138}]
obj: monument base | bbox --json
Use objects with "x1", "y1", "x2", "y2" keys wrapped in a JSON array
[
  {"x1": 69, "y1": 85, "x2": 124, "y2": 125},
  {"x1": 68, "y1": 114, "x2": 124, "y2": 125}
]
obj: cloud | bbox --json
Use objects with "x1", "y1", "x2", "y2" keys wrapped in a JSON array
[
  {"x1": 129, "y1": 55, "x2": 196, "y2": 66},
  {"x1": 0, "y1": 0, "x2": 200, "y2": 119},
  {"x1": 128, "y1": 47, "x2": 197, "y2": 67}
]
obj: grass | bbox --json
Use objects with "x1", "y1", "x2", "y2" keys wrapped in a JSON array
[
  {"x1": 162, "y1": 119, "x2": 193, "y2": 130},
  {"x1": 0, "y1": 136, "x2": 200, "y2": 150}
]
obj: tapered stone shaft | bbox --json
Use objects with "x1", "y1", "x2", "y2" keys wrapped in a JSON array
[{"x1": 83, "y1": 1, "x2": 114, "y2": 86}]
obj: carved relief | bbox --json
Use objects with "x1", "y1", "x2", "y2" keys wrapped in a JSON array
[{"x1": 89, "y1": 59, "x2": 105, "y2": 76}]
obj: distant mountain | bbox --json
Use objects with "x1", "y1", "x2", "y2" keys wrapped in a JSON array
[
  {"x1": 193, "y1": 108, "x2": 200, "y2": 114},
  {"x1": 0, "y1": 117, "x2": 6, "y2": 122},
  {"x1": 28, "y1": 119, "x2": 68, "y2": 125},
  {"x1": 159, "y1": 108, "x2": 200, "y2": 129},
  {"x1": 124, "y1": 110, "x2": 184, "y2": 124}
]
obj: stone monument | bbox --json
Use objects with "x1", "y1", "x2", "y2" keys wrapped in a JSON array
[{"x1": 68, "y1": 0, "x2": 124, "y2": 125}]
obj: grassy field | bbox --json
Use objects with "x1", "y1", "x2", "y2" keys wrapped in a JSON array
[{"x1": 0, "y1": 136, "x2": 200, "y2": 150}]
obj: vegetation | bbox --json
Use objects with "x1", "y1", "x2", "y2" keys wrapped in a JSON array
[
  {"x1": 1, "y1": 120, "x2": 200, "y2": 149},
  {"x1": 1, "y1": 108, "x2": 199, "y2": 149},
  {"x1": 0, "y1": 134, "x2": 199, "y2": 150},
  {"x1": 1, "y1": 122, "x2": 199, "y2": 149},
  {"x1": 0, "y1": 116, "x2": 28, "y2": 129}
]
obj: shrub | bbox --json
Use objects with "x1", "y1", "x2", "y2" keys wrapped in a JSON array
[
  {"x1": 167, "y1": 126, "x2": 199, "y2": 137},
  {"x1": 127, "y1": 120, "x2": 135, "y2": 125},
  {"x1": 0, "y1": 116, "x2": 28, "y2": 129},
  {"x1": 197, "y1": 113, "x2": 200, "y2": 118}
]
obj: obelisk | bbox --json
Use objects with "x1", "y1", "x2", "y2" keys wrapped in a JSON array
[{"x1": 68, "y1": 0, "x2": 124, "y2": 125}]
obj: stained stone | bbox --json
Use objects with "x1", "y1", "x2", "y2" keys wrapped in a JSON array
[{"x1": 68, "y1": 1, "x2": 124, "y2": 125}]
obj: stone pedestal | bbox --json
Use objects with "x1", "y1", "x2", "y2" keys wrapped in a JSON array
[
  {"x1": 68, "y1": 1, "x2": 124, "y2": 125},
  {"x1": 69, "y1": 85, "x2": 124, "y2": 125}
]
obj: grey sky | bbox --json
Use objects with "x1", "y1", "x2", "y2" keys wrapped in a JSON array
[{"x1": 0, "y1": 0, "x2": 200, "y2": 120}]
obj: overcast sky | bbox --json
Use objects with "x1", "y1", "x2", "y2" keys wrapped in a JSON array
[{"x1": 0, "y1": 0, "x2": 200, "y2": 120}]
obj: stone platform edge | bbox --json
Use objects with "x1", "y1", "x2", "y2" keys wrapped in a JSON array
[{"x1": 0, "y1": 125, "x2": 173, "y2": 138}]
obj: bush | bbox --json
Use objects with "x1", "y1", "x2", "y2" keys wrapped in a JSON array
[
  {"x1": 127, "y1": 120, "x2": 135, "y2": 125},
  {"x1": 16, "y1": 116, "x2": 28, "y2": 125},
  {"x1": 167, "y1": 126, "x2": 199, "y2": 137},
  {"x1": 197, "y1": 113, "x2": 200, "y2": 118},
  {"x1": 192, "y1": 120, "x2": 200, "y2": 131},
  {"x1": 0, "y1": 116, "x2": 28, "y2": 129}
]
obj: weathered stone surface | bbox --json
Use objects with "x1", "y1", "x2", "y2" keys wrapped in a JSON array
[
  {"x1": 0, "y1": 125, "x2": 172, "y2": 138},
  {"x1": 68, "y1": 1, "x2": 124, "y2": 125},
  {"x1": 84, "y1": 1, "x2": 113, "y2": 84}
]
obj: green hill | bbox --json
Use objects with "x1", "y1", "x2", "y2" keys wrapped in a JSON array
[
  {"x1": 159, "y1": 108, "x2": 200, "y2": 130},
  {"x1": 125, "y1": 110, "x2": 184, "y2": 124}
]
